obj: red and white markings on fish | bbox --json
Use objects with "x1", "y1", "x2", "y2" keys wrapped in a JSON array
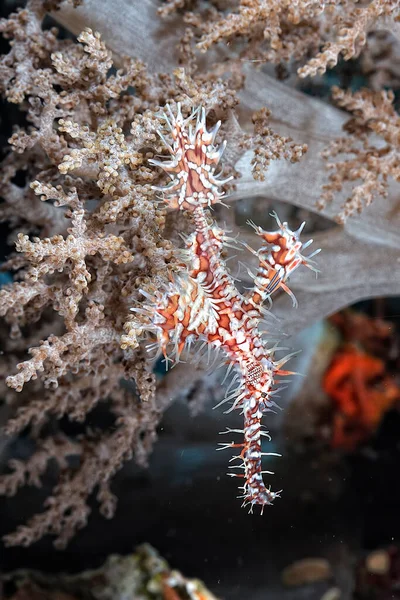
[{"x1": 131, "y1": 104, "x2": 320, "y2": 511}]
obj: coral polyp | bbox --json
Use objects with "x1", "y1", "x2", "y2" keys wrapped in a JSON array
[{"x1": 127, "y1": 104, "x2": 320, "y2": 511}]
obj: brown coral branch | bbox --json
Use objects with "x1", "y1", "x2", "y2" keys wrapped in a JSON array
[
  {"x1": 3, "y1": 392, "x2": 159, "y2": 549},
  {"x1": 320, "y1": 86, "x2": 400, "y2": 222}
]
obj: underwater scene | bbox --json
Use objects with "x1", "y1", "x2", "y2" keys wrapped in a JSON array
[{"x1": 0, "y1": 1, "x2": 400, "y2": 599}]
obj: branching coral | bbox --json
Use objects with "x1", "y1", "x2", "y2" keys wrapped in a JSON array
[
  {"x1": 298, "y1": 0, "x2": 400, "y2": 78},
  {"x1": 0, "y1": 1, "x2": 195, "y2": 547},
  {"x1": 158, "y1": 0, "x2": 400, "y2": 78},
  {"x1": 251, "y1": 108, "x2": 307, "y2": 181},
  {"x1": 320, "y1": 86, "x2": 400, "y2": 223}
]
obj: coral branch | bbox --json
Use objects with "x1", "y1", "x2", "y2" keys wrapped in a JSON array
[
  {"x1": 320, "y1": 86, "x2": 400, "y2": 222},
  {"x1": 159, "y1": 0, "x2": 400, "y2": 79}
]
